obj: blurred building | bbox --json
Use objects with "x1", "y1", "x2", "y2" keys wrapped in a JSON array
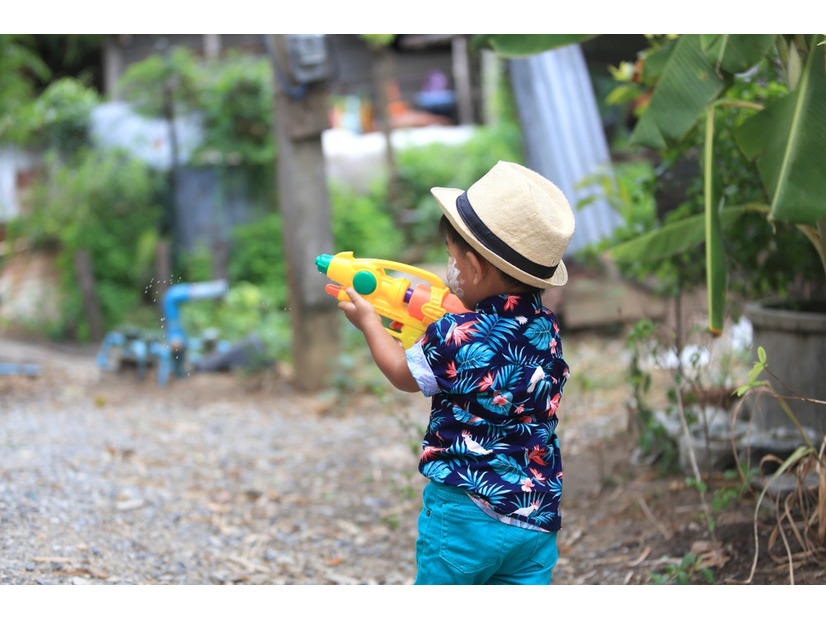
[{"x1": 103, "y1": 34, "x2": 477, "y2": 128}]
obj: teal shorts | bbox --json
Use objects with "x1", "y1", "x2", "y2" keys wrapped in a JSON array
[{"x1": 415, "y1": 481, "x2": 559, "y2": 585}]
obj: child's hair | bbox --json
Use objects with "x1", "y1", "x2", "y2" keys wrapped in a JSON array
[{"x1": 439, "y1": 215, "x2": 542, "y2": 294}]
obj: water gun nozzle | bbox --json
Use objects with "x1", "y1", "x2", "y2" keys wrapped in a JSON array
[{"x1": 315, "y1": 254, "x2": 333, "y2": 274}]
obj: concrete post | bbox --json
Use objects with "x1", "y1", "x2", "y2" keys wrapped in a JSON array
[{"x1": 268, "y1": 34, "x2": 339, "y2": 392}]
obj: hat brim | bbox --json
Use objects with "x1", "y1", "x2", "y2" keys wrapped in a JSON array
[{"x1": 431, "y1": 186, "x2": 568, "y2": 288}]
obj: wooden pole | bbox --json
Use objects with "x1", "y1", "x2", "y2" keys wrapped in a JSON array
[
  {"x1": 452, "y1": 36, "x2": 474, "y2": 126},
  {"x1": 268, "y1": 35, "x2": 339, "y2": 392},
  {"x1": 73, "y1": 249, "x2": 104, "y2": 342}
]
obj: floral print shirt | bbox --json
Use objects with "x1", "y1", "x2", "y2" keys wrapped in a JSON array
[{"x1": 405, "y1": 292, "x2": 569, "y2": 532}]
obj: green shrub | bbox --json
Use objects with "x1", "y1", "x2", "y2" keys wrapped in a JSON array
[
  {"x1": 118, "y1": 45, "x2": 203, "y2": 118},
  {"x1": 23, "y1": 77, "x2": 100, "y2": 154},
  {"x1": 176, "y1": 242, "x2": 215, "y2": 283},
  {"x1": 0, "y1": 34, "x2": 51, "y2": 143},
  {"x1": 395, "y1": 122, "x2": 524, "y2": 260},
  {"x1": 226, "y1": 212, "x2": 288, "y2": 309},
  {"x1": 196, "y1": 52, "x2": 275, "y2": 169},
  {"x1": 179, "y1": 280, "x2": 293, "y2": 364},
  {"x1": 173, "y1": 223, "x2": 293, "y2": 364},
  {"x1": 325, "y1": 120, "x2": 523, "y2": 266},
  {"x1": 8, "y1": 147, "x2": 164, "y2": 340},
  {"x1": 330, "y1": 181, "x2": 404, "y2": 258},
  {"x1": 120, "y1": 47, "x2": 277, "y2": 205}
]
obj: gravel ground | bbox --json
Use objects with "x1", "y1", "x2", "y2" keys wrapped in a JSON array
[
  {"x1": 5, "y1": 323, "x2": 824, "y2": 598},
  {"x1": 1, "y1": 338, "x2": 432, "y2": 585},
  {"x1": 1, "y1": 329, "x2": 749, "y2": 589}
]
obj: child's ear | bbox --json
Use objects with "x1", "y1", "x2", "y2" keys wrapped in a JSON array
[{"x1": 466, "y1": 250, "x2": 487, "y2": 285}]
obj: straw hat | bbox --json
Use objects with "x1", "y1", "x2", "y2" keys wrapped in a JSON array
[{"x1": 430, "y1": 161, "x2": 575, "y2": 288}]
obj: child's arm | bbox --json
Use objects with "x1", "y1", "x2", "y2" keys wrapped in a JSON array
[{"x1": 337, "y1": 287, "x2": 421, "y2": 393}]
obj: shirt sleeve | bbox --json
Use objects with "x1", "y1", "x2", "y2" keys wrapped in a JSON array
[{"x1": 405, "y1": 341, "x2": 439, "y2": 397}]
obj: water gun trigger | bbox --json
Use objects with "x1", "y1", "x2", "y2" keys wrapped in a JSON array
[
  {"x1": 325, "y1": 283, "x2": 349, "y2": 301},
  {"x1": 386, "y1": 320, "x2": 416, "y2": 347}
]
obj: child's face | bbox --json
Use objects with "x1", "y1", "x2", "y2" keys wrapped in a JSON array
[
  {"x1": 445, "y1": 237, "x2": 474, "y2": 307},
  {"x1": 445, "y1": 236, "x2": 522, "y2": 308}
]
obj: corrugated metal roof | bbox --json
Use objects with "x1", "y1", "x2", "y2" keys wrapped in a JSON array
[{"x1": 509, "y1": 44, "x2": 622, "y2": 256}]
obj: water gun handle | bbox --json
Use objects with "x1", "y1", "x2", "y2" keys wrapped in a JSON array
[{"x1": 326, "y1": 283, "x2": 423, "y2": 346}]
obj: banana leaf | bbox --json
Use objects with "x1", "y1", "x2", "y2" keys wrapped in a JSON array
[
  {"x1": 700, "y1": 34, "x2": 777, "y2": 73},
  {"x1": 628, "y1": 34, "x2": 826, "y2": 333},
  {"x1": 636, "y1": 39, "x2": 677, "y2": 82},
  {"x1": 630, "y1": 34, "x2": 726, "y2": 149},
  {"x1": 608, "y1": 205, "x2": 750, "y2": 263},
  {"x1": 733, "y1": 34, "x2": 826, "y2": 228}
]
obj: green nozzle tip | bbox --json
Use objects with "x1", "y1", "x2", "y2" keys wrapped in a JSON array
[{"x1": 316, "y1": 254, "x2": 332, "y2": 274}]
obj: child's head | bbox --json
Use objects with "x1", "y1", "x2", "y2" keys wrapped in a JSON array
[
  {"x1": 431, "y1": 161, "x2": 575, "y2": 291},
  {"x1": 439, "y1": 214, "x2": 541, "y2": 296}
]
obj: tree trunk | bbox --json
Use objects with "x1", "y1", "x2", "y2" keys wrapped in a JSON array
[{"x1": 73, "y1": 249, "x2": 103, "y2": 341}]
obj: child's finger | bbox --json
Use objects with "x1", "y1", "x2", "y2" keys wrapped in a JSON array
[{"x1": 344, "y1": 288, "x2": 372, "y2": 312}]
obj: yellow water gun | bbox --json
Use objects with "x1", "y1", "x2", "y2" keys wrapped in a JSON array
[{"x1": 315, "y1": 251, "x2": 469, "y2": 348}]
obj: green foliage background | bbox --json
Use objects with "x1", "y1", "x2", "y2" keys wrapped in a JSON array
[
  {"x1": 7, "y1": 148, "x2": 164, "y2": 340},
  {"x1": 588, "y1": 49, "x2": 823, "y2": 310},
  {"x1": 2, "y1": 39, "x2": 523, "y2": 366}
]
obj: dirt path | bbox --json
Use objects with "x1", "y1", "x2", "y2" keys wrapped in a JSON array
[{"x1": 1, "y1": 333, "x2": 822, "y2": 585}]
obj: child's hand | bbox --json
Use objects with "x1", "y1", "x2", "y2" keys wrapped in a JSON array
[
  {"x1": 336, "y1": 287, "x2": 418, "y2": 392},
  {"x1": 337, "y1": 287, "x2": 382, "y2": 334}
]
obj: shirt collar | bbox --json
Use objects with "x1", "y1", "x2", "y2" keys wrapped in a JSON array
[{"x1": 475, "y1": 291, "x2": 544, "y2": 315}]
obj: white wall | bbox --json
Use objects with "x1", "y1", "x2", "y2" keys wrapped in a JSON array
[{"x1": 0, "y1": 148, "x2": 39, "y2": 223}]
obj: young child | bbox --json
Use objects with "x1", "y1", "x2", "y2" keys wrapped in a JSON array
[{"x1": 336, "y1": 160, "x2": 575, "y2": 585}]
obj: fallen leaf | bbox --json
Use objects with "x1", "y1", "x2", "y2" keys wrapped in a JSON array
[
  {"x1": 690, "y1": 540, "x2": 728, "y2": 568},
  {"x1": 116, "y1": 499, "x2": 144, "y2": 511},
  {"x1": 628, "y1": 546, "x2": 652, "y2": 567}
]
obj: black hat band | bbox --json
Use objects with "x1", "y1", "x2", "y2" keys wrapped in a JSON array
[{"x1": 456, "y1": 191, "x2": 557, "y2": 280}]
